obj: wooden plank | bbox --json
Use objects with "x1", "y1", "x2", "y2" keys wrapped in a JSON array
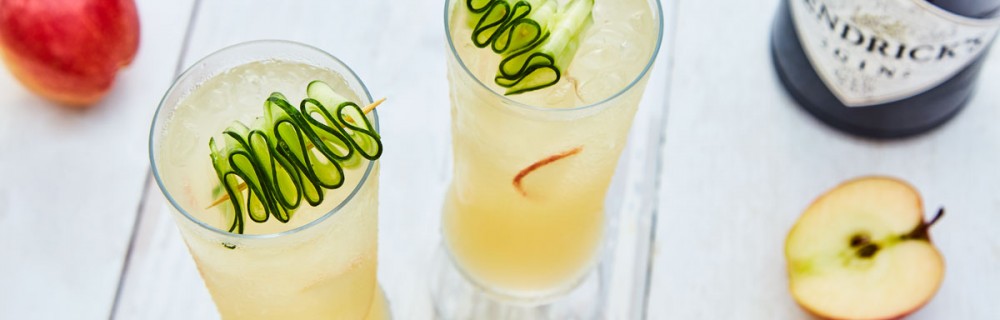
[
  {"x1": 647, "y1": 0, "x2": 1000, "y2": 318},
  {"x1": 116, "y1": 1, "x2": 672, "y2": 319},
  {"x1": 604, "y1": 0, "x2": 677, "y2": 316},
  {"x1": 0, "y1": 0, "x2": 196, "y2": 319},
  {"x1": 113, "y1": 177, "x2": 217, "y2": 319}
]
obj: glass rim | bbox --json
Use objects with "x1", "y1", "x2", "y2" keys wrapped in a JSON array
[
  {"x1": 443, "y1": 0, "x2": 665, "y2": 113},
  {"x1": 148, "y1": 39, "x2": 379, "y2": 240}
]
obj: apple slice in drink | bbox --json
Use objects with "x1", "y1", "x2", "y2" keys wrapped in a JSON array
[{"x1": 786, "y1": 177, "x2": 945, "y2": 320}]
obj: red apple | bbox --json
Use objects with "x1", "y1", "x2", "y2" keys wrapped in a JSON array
[
  {"x1": 0, "y1": 0, "x2": 139, "y2": 107},
  {"x1": 786, "y1": 177, "x2": 946, "y2": 320}
]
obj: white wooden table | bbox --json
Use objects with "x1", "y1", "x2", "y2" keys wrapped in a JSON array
[{"x1": 0, "y1": 0, "x2": 997, "y2": 319}]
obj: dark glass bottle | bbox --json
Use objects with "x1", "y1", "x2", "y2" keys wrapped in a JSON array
[{"x1": 771, "y1": 0, "x2": 1000, "y2": 138}]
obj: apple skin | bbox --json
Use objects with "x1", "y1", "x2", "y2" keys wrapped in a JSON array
[
  {"x1": 0, "y1": 0, "x2": 139, "y2": 107},
  {"x1": 786, "y1": 177, "x2": 945, "y2": 320}
]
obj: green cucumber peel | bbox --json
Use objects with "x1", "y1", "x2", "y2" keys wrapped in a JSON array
[
  {"x1": 464, "y1": 0, "x2": 593, "y2": 95},
  {"x1": 208, "y1": 81, "x2": 382, "y2": 234}
]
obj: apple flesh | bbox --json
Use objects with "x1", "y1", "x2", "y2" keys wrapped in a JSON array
[
  {"x1": 0, "y1": 0, "x2": 140, "y2": 106},
  {"x1": 786, "y1": 177, "x2": 945, "y2": 320}
]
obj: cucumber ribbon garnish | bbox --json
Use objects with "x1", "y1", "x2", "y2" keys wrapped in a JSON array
[
  {"x1": 465, "y1": 0, "x2": 594, "y2": 95},
  {"x1": 206, "y1": 81, "x2": 383, "y2": 234}
]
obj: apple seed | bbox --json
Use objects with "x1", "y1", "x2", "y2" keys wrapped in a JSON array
[
  {"x1": 849, "y1": 233, "x2": 871, "y2": 248},
  {"x1": 857, "y1": 243, "x2": 879, "y2": 258}
]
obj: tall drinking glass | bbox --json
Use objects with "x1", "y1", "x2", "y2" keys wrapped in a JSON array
[
  {"x1": 150, "y1": 40, "x2": 386, "y2": 319},
  {"x1": 443, "y1": 0, "x2": 664, "y2": 302}
]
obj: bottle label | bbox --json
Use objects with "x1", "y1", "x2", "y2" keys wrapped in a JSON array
[{"x1": 789, "y1": 0, "x2": 1000, "y2": 107}]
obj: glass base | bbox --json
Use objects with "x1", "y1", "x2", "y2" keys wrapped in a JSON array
[
  {"x1": 429, "y1": 244, "x2": 605, "y2": 320},
  {"x1": 365, "y1": 285, "x2": 392, "y2": 320}
]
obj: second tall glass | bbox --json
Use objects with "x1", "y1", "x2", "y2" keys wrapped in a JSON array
[{"x1": 442, "y1": 0, "x2": 664, "y2": 303}]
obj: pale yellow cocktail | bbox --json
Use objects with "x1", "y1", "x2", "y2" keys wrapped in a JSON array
[
  {"x1": 150, "y1": 41, "x2": 386, "y2": 319},
  {"x1": 443, "y1": 0, "x2": 663, "y2": 300}
]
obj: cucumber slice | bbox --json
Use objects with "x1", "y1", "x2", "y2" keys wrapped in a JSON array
[
  {"x1": 471, "y1": 0, "x2": 513, "y2": 48},
  {"x1": 467, "y1": 0, "x2": 495, "y2": 13},
  {"x1": 491, "y1": 0, "x2": 554, "y2": 54},
  {"x1": 306, "y1": 81, "x2": 383, "y2": 161},
  {"x1": 210, "y1": 138, "x2": 245, "y2": 234}
]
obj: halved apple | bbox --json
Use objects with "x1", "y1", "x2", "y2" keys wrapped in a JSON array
[{"x1": 786, "y1": 176, "x2": 945, "y2": 320}]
